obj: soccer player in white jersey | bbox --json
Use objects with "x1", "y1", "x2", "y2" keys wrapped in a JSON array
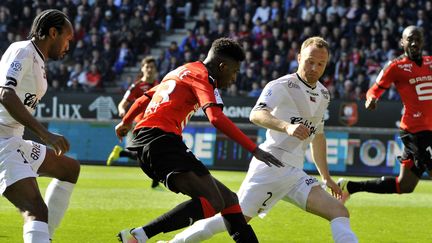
[
  {"x1": 0, "y1": 9, "x2": 79, "y2": 243},
  {"x1": 166, "y1": 37, "x2": 358, "y2": 243}
]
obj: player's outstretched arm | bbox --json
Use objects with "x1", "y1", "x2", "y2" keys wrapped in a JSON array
[
  {"x1": 205, "y1": 105, "x2": 284, "y2": 167},
  {"x1": 0, "y1": 87, "x2": 69, "y2": 155},
  {"x1": 311, "y1": 133, "x2": 342, "y2": 198}
]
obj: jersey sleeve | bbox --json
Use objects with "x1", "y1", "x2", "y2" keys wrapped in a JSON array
[
  {"x1": 367, "y1": 61, "x2": 396, "y2": 99},
  {"x1": 0, "y1": 48, "x2": 31, "y2": 90},
  {"x1": 253, "y1": 81, "x2": 284, "y2": 111},
  {"x1": 125, "y1": 83, "x2": 140, "y2": 102},
  {"x1": 191, "y1": 75, "x2": 223, "y2": 108},
  {"x1": 122, "y1": 88, "x2": 156, "y2": 124}
]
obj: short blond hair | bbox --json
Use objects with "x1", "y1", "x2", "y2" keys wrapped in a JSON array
[{"x1": 301, "y1": 36, "x2": 330, "y2": 55}]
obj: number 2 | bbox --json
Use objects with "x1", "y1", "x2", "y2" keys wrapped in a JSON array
[{"x1": 262, "y1": 192, "x2": 273, "y2": 206}]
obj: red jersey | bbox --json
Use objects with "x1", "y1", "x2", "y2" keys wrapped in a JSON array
[
  {"x1": 134, "y1": 61, "x2": 224, "y2": 136},
  {"x1": 124, "y1": 79, "x2": 159, "y2": 102},
  {"x1": 367, "y1": 55, "x2": 432, "y2": 133}
]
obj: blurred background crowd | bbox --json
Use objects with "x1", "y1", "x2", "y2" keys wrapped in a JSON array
[{"x1": 1, "y1": 0, "x2": 430, "y2": 100}]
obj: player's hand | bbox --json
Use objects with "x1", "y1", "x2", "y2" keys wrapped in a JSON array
[
  {"x1": 118, "y1": 107, "x2": 126, "y2": 117},
  {"x1": 324, "y1": 178, "x2": 342, "y2": 199},
  {"x1": 253, "y1": 147, "x2": 285, "y2": 168},
  {"x1": 365, "y1": 97, "x2": 377, "y2": 110},
  {"x1": 43, "y1": 132, "x2": 70, "y2": 156},
  {"x1": 115, "y1": 121, "x2": 132, "y2": 142},
  {"x1": 285, "y1": 124, "x2": 310, "y2": 140}
]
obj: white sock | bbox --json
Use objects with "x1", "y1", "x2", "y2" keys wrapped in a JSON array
[
  {"x1": 44, "y1": 179, "x2": 75, "y2": 238},
  {"x1": 172, "y1": 214, "x2": 226, "y2": 243},
  {"x1": 131, "y1": 227, "x2": 149, "y2": 243},
  {"x1": 330, "y1": 217, "x2": 358, "y2": 243},
  {"x1": 23, "y1": 220, "x2": 50, "y2": 243}
]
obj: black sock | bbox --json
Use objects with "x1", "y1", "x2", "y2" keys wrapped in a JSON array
[
  {"x1": 348, "y1": 176, "x2": 397, "y2": 194},
  {"x1": 119, "y1": 149, "x2": 138, "y2": 160},
  {"x1": 222, "y1": 213, "x2": 258, "y2": 243},
  {"x1": 142, "y1": 198, "x2": 204, "y2": 238},
  {"x1": 151, "y1": 179, "x2": 159, "y2": 188}
]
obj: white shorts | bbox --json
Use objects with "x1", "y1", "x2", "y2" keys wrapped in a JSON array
[
  {"x1": 238, "y1": 157, "x2": 320, "y2": 218},
  {"x1": 0, "y1": 137, "x2": 46, "y2": 195}
]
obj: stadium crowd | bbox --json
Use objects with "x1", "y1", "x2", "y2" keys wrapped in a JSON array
[{"x1": 0, "y1": 0, "x2": 430, "y2": 100}]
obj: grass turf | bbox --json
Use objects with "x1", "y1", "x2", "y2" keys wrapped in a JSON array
[{"x1": 1, "y1": 165, "x2": 432, "y2": 242}]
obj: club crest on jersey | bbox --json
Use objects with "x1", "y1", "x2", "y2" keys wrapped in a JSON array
[{"x1": 339, "y1": 102, "x2": 358, "y2": 126}]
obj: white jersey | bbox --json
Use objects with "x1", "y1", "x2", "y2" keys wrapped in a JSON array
[
  {"x1": 254, "y1": 73, "x2": 330, "y2": 168},
  {"x1": 0, "y1": 40, "x2": 47, "y2": 137}
]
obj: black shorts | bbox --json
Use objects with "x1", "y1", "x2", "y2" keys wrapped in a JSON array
[
  {"x1": 127, "y1": 127, "x2": 210, "y2": 192},
  {"x1": 399, "y1": 130, "x2": 432, "y2": 177}
]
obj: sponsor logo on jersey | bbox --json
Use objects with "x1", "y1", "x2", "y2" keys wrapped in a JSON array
[
  {"x1": 23, "y1": 92, "x2": 40, "y2": 109},
  {"x1": 321, "y1": 89, "x2": 329, "y2": 99},
  {"x1": 397, "y1": 63, "x2": 413, "y2": 72},
  {"x1": 290, "y1": 117, "x2": 317, "y2": 135},
  {"x1": 287, "y1": 81, "x2": 300, "y2": 89},
  {"x1": 339, "y1": 102, "x2": 358, "y2": 126},
  {"x1": 306, "y1": 90, "x2": 319, "y2": 96},
  {"x1": 310, "y1": 96, "x2": 316, "y2": 102},
  {"x1": 408, "y1": 75, "x2": 432, "y2": 84}
]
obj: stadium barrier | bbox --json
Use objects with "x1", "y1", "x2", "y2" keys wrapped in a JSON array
[{"x1": 28, "y1": 91, "x2": 404, "y2": 176}]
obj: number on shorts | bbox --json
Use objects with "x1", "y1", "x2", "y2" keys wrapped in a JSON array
[
  {"x1": 426, "y1": 146, "x2": 432, "y2": 159},
  {"x1": 262, "y1": 192, "x2": 273, "y2": 206}
]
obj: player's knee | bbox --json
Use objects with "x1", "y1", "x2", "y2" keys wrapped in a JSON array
[
  {"x1": 223, "y1": 190, "x2": 239, "y2": 205},
  {"x1": 332, "y1": 203, "x2": 350, "y2": 219},
  {"x1": 62, "y1": 158, "x2": 81, "y2": 183},
  {"x1": 20, "y1": 197, "x2": 48, "y2": 222},
  {"x1": 207, "y1": 196, "x2": 225, "y2": 213},
  {"x1": 399, "y1": 184, "x2": 415, "y2": 193}
]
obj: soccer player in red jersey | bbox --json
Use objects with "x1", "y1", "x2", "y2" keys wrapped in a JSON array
[
  {"x1": 115, "y1": 38, "x2": 284, "y2": 243},
  {"x1": 338, "y1": 26, "x2": 432, "y2": 202},
  {"x1": 107, "y1": 56, "x2": 160, "y2": 188}
]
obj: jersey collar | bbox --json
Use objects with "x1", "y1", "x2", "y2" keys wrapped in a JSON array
[
  {"x1": 296, "y1": 73, "x2": 316, "y2": 89},
  {"x1": 31, "y1": 41, "x2": 45, "y2": 61}
]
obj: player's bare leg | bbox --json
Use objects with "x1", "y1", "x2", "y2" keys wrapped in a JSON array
[
  {"x1": 306, "y1": 186, "x2": 357, "y2": 243},
  {"x1": 3, "y1": 178, "x2": 50, "y2": 243},
  {"x1": 37, "y1": 149, "x2": 80, "y2": 238}
]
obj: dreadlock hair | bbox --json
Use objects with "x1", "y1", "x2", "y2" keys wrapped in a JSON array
[
  {"x1": 28, "y1": 9, "x2": 69, "y2": 40},
  {"x1": 210, "y1": 38, "x2": 245, "y2": 62}
]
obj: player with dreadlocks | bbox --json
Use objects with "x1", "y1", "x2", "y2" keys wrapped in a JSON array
[{"x1": 0, "y1": 9, "x2": 79, "y2": 243}]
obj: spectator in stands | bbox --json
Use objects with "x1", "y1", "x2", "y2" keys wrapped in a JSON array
[
  {"x1": 67, "y1": 63, "x2": 86, "y2": 88},
  {"x1": 113, "y1": 42, "x2": 132, "y2": 75},
  {"x1": 193, "y1": 12, "x2": 209, "y2": 34},
  {"x1": 247, "y1": 82, "x2": 263, "y2": 97},
  {"x1": 253, "y1": 0, "x2": 271, "y2": 24},
  {"x1": 83, "y1": 64, "x2": 102, "y2": 92}
]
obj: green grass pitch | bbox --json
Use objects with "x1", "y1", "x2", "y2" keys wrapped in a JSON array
[{"x1": 1, "y1": 165, "x2": 432, "y2": 242}]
